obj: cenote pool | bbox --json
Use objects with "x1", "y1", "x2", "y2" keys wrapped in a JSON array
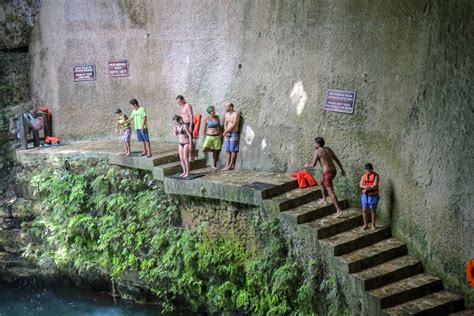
[{"x1": 0, "y1": 284, "x2": 179, "y2": 316}]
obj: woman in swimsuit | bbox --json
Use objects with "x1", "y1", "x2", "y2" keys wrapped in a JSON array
[
  {"x1": 202, "y1": 105, "x2": 222, "y2": 170},
  {"x1": 173, "y1": 115, "x2": 192, "y2": 177}
]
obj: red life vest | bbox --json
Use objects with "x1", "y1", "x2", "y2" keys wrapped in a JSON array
[{"x1": 362, "y1": 172, "x2": 379, "y2": 195}]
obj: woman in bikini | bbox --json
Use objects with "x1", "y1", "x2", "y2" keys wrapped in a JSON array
[
  {"x1": 173, "y1": 115, "x2": 192, "y2": 177},
  {"x1": 202, "y1": 105, "x2": 222, "y2": 170}
]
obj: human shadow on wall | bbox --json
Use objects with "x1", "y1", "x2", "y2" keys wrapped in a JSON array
[
  {"x1": 236, "y1": 111, "x2": 245, "y2": 170},
  {"x1": 384, "y1": 179, "x2": 396, "y2": 225}
]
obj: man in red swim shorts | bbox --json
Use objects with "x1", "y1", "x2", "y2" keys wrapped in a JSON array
[{"x1": 305, "y1": 137, "x2": 347, "y2": 217}]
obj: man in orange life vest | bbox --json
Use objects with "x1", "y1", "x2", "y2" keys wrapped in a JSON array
[{"x1": 360, "y1": 163, "x2": 380, "y2": 231}]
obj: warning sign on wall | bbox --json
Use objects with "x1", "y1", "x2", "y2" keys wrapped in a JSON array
[
  {"x1": 108, "y1": 59, "x2": 130, "y2": 77},
  {"x1": 72, "y1": 64, "x2": 96, "y2": 81},
  {"x1": 324, "y1": 89, "x2": 357, "y2": 114}
]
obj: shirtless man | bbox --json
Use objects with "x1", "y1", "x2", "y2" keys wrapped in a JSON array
[
  {"x1": 222, "y1": 102, "x2": 240, "y2": 171},
  {"x1": 176, "y1": 95, "x2": 194, "y2": 160},
  {"x1": 304, "y1": 137, "x2": 346, "y2": 217}
]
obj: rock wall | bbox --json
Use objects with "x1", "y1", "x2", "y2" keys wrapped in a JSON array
[
  {"x1": 29, "y1": 0, "x2": 474, "y2": 305},
  {"x1": 0, "y1": 0, "x2": 41, "y2": 198}
]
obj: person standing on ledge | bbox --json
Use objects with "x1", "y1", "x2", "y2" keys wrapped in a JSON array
[
  {"x1": 360, "y1": 163, "x2": 379, "y2": 230},
  {"x1": 222, "y1": 102, "x2": 240, "y2": 171},
  {"x1": 176, "y1": 95, "x2": 194, "y2": 161},
  {"x1": 304, "y1": 137, "x2": 346, "y2": 217},
  {"x1": 202, "y1": 105, "x2": 222, "y2": 170},
  {"x1": 126, "y1": 98, "x2": 152, "y2": 157}
]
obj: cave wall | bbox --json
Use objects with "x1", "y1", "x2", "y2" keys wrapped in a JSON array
[{"x1": 29, "y1": 0, "x2": 474, "y2": 304}]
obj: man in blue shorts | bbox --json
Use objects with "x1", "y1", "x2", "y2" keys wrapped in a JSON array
[
  {"x1": 360, "y1": 163, "x2": 379, "y2": 230},
  {"x1": 222, "y1": 102, "x2": 240, "y2": 171},
  {"x1": 126, "y1": 98, "x2": 152, "y2": 157}
]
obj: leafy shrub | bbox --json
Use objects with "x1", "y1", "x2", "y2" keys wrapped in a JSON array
[{"x1": 27, "y1": 161, "x2": 319, "y2": 314}]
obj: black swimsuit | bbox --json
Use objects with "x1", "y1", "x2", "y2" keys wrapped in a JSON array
[{"x1": 177, "y1": 125, "x2": 189, "y2": 147}]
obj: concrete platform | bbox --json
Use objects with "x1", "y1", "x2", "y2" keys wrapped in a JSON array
[
  {"x1": 15, "y1": 139, "x2": 177, "y2": 167},
  {"x1": 164, "y1": 167, "x2": 297, "y2": 205}
]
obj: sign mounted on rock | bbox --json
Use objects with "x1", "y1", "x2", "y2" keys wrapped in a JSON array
[
  {"x1": 72, "y1": 64, "x2": 96, "y2": 81},
  {"x1": 108, "y1": 59, "x2": 130, "y2": 77},
  {"x1": 324, "y1": 89, "x2": 357, "y2": 114}
]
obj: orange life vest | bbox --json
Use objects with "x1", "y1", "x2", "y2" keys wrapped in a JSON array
[{"x1": 362, "y1": 172, "x2": 379, "y2": 195}]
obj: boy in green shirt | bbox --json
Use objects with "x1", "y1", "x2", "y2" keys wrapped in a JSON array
[{"x1": 126, "y1": 98, "x2": 152, "y2": 157}]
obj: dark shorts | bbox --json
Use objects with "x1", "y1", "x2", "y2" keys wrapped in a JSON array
[
  {"x1": 136, "y1": 128, "x2": 149, "y2": 142},
  {"x1": 361, "y1": 194, "x2": 379, "y2": 209},
  {"x1": 322, "y1": 170, "x2": 337, "y2": 188},
  {"x1": 224, "y1": 131, "x2": 239, "y2": 152}
]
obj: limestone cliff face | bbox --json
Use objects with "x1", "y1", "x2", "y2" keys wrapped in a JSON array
[{"x1": 29, "y1": 0, "x2": 473, "y2": 303}]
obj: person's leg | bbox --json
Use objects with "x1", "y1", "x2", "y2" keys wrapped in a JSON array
[
  {"x1": 222, "y1": 152, "x2": 231, "y2": 171},
  {"x1": 327, "y1": 187, "x2": 343, "y2": 217},
  {"x1": 212, "y1": 150, "x2": 219, "y2": 169},
  {"x1": 121, "y1": 141, "x2": 127, "y2": 155},
  {"x1": 316, "y1": 178, "x2": 328, "y2": 204},
  {"x1": 141, "y1": 141, "x2": 147, "y2": 155},
  {"x1": 183, "y1": 144, "x2": 190, "y2": 177},
  {"x1": 361, "y1": 208, "x2": 369, "y2": 230},
  {"x1": 145, "y1": 141, "x2": 152, "y2": 157},
  {"x1": 125, "y1": 142, "x2": 131, "y2": 155},
  {"x1": 178, "y1": 145, "x2": 186, "y2": 176},
  {"x1": 229, "y1": 152, "x2": 238, "y2": 170},
  {"x1": 361, "y1": 194, "x2": 368, "y2": 229},
  {"x1": 370, "y1": 208, "x2": 377, "y2": 230}
]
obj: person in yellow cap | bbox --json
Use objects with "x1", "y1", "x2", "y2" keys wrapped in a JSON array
[{"x1": 202, "y1": 105, "x2": 222, "y2": 170}]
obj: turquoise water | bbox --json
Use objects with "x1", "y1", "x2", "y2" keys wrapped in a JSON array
[{"x1": 0, "y1": 284, "x2": 174, "y2": 316}]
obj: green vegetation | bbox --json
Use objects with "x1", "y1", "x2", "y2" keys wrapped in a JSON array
[{"x1": 25, "y1": 161, "x2": 321, "y2": 314}]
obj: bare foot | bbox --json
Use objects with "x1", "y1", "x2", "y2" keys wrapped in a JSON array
[
  {"x1": 211, "y1": 166, "x2": 218, "y2": 172},
  {"x1": 371, "y1": 226, "x2": 377, "y2": 231},
  {"x1": 361, "y1": 226, "x2": 368, "y2": 230},
  {"x1": 124, "y1": 153, "x2": 131, "y2": 156},
  {"x1": 183, "y1": 173, "x2": 189, "y2": 177},
  {"x1": 221, "y1": 167, "x2": 230, "y2": 172},
  {"x1": 318, "y1": 198, "x2": 329, "y2": 205},
  {"x1": 334, "y1": 212, "x2": 343, "y2": 218}
]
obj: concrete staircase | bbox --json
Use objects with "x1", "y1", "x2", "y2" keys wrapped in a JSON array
[
  {"x1": 109, "y1": 150, "x2": 206, "y2": 180},
  {"x1": 263, "y1": 185, "x2": 468, "y2": 316}
]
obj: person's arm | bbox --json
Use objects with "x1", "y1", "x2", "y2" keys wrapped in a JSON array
[
  {"x1": 185, "y1": 125, "x2": 192, "y2": 141},
  {"x1": 304, "y1": 150, "x2": 319, "y2": 168},
  {"x1": 142, "y1": 115, "x2": 147, "y2": 130},
  {"x1": 115, "y1": 122, "x2": 120, "y2": 133},
  {"x1": 332, "y1": 150, "x2": 346, "y2": 176},
  {"x1": 360, "y1": 176, "x2": 366, "y2": 190},
  {"x1": 368, "y1": 174, "x2": 379, "y2": 190},
  {"x1": 124, "y1": 112, "x2": 133, "y2": 124},
  {"x1": 203, "y1": 117, "x2": 208, "y2": 135},
  {"x1": 224, "y1": 116, "x2": 237, "y2": 134}
]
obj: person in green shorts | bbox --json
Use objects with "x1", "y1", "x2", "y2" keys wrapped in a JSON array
[{"x1": 202, "y1": 105, "x2": 222, "y2": 170}]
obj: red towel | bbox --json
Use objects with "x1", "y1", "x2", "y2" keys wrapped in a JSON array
[
  {"x1": 291, "y1": 170, "x2": 317, "y2": 189},
  {"x1": 193, "y1": 114, "x2": 201, "y2": 139}
]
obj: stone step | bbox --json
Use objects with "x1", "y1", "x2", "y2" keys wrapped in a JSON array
[
  {"x1": 109, "y1": 151, "x2": 180, "y2": 170},
  {"x1": 282, "y1": 199, "x2": 349, "y2": 224},
  {"x1": 261, "y1": 179, "x2": 299, "y2": 199},
  {"x1": 354, "y1": 255, "x2": 423, "y2": 291},
  {"x1": 369, "y1": 273, "x2": 443, "y2": 309},
  {"x1": 382, "y1": 290, "x2": 465, "y2": 315},
  {"x1": 306, "y1": 208, "x2": 364, "y2": 239},
  {"x1": 322, "y1": 226, "x2": 391, "y2": 256},
  {"x1": 340, "y1": 238, "x2": 407, "y2": 273},
  {"x1": 152, "y1": 158, "x2": 207, "y2": 181},
  {"x1": 449, "y1": 310, "x2": 473, "y2": 315},
  {"x1": 264, "y1": 186, "x2": 322, "y2": 212}
]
